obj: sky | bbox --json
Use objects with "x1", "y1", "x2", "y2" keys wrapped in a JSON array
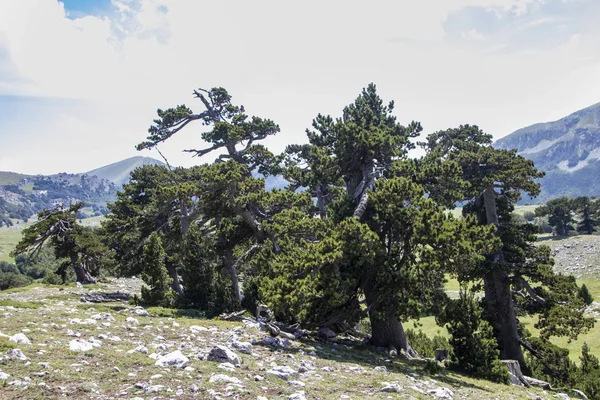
[{"x1": 1, "y1": 0, "x2": 599, "y2": 175}]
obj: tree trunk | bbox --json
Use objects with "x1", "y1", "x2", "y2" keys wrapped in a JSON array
[
  {"x1": 482, "y1": 187, "x2": 525, "y2": 366},
  {"x1": 166, "y1": 263, "x2": 184, "y2": 297},
  {"x1": 362, "y1": 274, "x2": 418, "y2": 357},
  {"x1": 71, "y1": 255, "x2": 96, "y2": 284},
  {"x1": 223, "y1": 248, "x2": 242, "y2": 303},
  {"x1": 483, "y1": 268, "x2": 524, "y2": 365}
]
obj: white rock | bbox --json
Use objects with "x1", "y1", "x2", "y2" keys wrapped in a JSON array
[
  {"x1": 428, "y1": 387, "x2": 454, "y2": 399},
  {"x1": 217, "y1": 362, "x2": 236, "y2": 372},
  {"x1": 146, "y1": 385, "x2": 166, "y2": 393},
  {"x1": 134, "y1": 308, "x2": 150, "y2": 316},
  {"x1": 209, "y1": 374, "x2": 242, "y2": 384},
  {"x1": 126, "y1": 317, "x2": 139, "y2": 325},
  {"x1": 553, "y1": 394, "x2": 570, "y2": 400},
  {"x1": 0, "y1": 371, "x2": 10, "y2": 380},
  {"x1": 267, "y1": 365, "x2": 299, "y2": 381},
  {"x1": 289, "y1": 380, "x2": 306, "y2": 387},
  {"x1": 207, "y1": 345, "x2": 241, "y2": 367},
  {"x1": 289, "y1": 391, "x2": 307, "y2": 400},
  {"x1": 6, "y1": 348, "x2": 28, "y2": 361},
  {"x1": 232, "y1": 339, "x2": 253, "y2": 354},
  {"x1": 380, "y1": 382, "x2": 401, "y2": 392},
  {"x1": 9, "y1": 333, "x2": 31, "y2": 345},
  {"x1": 373, "y1": 366, "x2": 387, "y2": 373},
  {"x1": 69, "y1": 339, "x2": 94, "y2": 352},
  {"x1": 154, "y1": 350, "x2": 189, "y2": 368},
  {"x1": 128, "y1": 345, "x2": 148, "y2": 355},
  {"x1": 189, "y1": 325, "x2": 208, "y2": 332}
]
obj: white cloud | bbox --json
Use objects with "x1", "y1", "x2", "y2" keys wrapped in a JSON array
[{"x1": 0, "y1": 0, "x2": 599, "y2": 175}]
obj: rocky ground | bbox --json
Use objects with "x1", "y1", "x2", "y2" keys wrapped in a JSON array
[
  {"x1": 0, "y1": 278, "x2": 587, "y2": 400},
  {"x1": 542, "y1": 234, "x2": 600, "y2": 278}
]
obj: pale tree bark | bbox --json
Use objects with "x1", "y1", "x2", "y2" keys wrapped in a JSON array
[
  {"x1": 71, "y1": 255, "x2": 96, "y2": 284},
  {"x1": 166, "y1": 263, "x2": 184, "y2": 297}
]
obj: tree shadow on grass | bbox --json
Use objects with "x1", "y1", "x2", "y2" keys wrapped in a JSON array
[{"x1": 252, "y1": 334, "x2": 495, "y2": 394}]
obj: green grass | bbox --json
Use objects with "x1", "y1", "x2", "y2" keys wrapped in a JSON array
[
  {"x1": 0, "y1": 219, "x2": 32, "y2": 263},
  {"x1": 0, "y1": 299, "x2": 45, "y2": 308}
]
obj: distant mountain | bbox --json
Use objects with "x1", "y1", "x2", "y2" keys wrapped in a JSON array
[
  {"x1": 0, "y1": 156, "x2": 164, "y2": 225},
  {"x1": 84, "y1": 156, "x2": 165, "y2": 186},
  {"x1": 494, "y1": 102, "x2": 600, "y2": 203}
]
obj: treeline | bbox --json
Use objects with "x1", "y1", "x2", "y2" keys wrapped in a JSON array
[
  {"x1": 532, "y1": 196, "x2": 600, "y2": 236},
  {"x1": 10, "y1": 85, "x2": 599, "y2": 397}
]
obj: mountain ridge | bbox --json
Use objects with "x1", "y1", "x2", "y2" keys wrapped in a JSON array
[
  {"x1": 0, "y1": 156, "x2": 164, "y2": 225},
  {"x1": 494, "y1": 102, "x2": 600, "y2": 203}
]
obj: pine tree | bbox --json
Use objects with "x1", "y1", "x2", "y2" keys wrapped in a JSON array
[
  {"x1": 140, "y1": 232, "x2": 175, "y2": 307},
  {"x1": 534, "y1": 197, "x2": 575, "y2": 236}
]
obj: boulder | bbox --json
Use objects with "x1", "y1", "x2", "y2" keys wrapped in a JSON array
[
  {"x1": 9, "y1": 333, "x2": 31, "y2": 345},
  {"x1": 207, "y1": 345, "x2": 241, "y2": 367},
  {"x1": 69, "y1": 339, "x2": 94, "y2": 352},
  {"x1": 6, "y1": 348, "x2": 28, "y2": 361},
  {"x1": 154, "y1": 350, "x2": 189, "y2": 368},
  {"x1": 266, "y1": 365, "x2": 299, "y2": 381},
  {"x1": 231, "y1": 339, "x2": 253, "y2": 354}
]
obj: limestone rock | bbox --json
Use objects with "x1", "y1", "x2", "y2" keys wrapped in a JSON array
[
  {"x1": 207, "y1": 345, "x2": 241, "y2": 367},
  {"x1": 428, "y1": 387, "x2": 453, "y2": 399},
  {"x1": 69, "y1": 339, "x2": 94, "y2": 352},
  {"x1": 209, "y1": 374, "x2": 242, "y2": 384},
  {"x1": 6, "y1": 348, "x2": 28, "y2": 361},
  {"x1": 155, "y1": 350, "x2": 189, "y2": 368},
  {"x1": 231, "y1": 339, "x2": 253, "y2": 354},
  {"x1": 267, "y1": 365, "x2": 299, "y2": 381},
  {"x1": 9, "y1": 333, "x2": 31, "y2": 345}
]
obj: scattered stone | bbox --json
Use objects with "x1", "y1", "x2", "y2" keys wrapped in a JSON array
[
  {"x1": 373, "y1": 366, "x2": 387, "y2": 373},
  {"x1": 146, "y1": 384, "x2": 166, "y2": 393},
  {"x1": 0, "y1": 371, "x2": 10, "y2": 380},
  {"x1": 126, "y1": 317, "x2": 139, "y2": 325},
  {"x1": 9, "y1": 333, "x2": 31, "y2": 345},
  {"x1": 231, "y1": 339, "x2": 253, "y2": 354},
  {"x1": 267, "y1": 365, "x2": 299, "y2": 381},
  {"x1": 155, "y1": 350, "x2": 189, "y2": 368},
  {"x1": 380, "y1": 382, "x2": 401, "y2": 392},
  {"x1": 69, "y1": 339, "x2": 95, "y2": 352},
  {"x1": 217, "y1": 362, "x2": 236, "y2": 372},
  {"x1": 554, "y1": 394, "x2": 570, "y2": 400},
  {"x1": 209, "y1": 374, "x2": 242, "y2": 384},
  {"x1": 289, "y1": 391, "x2": 307, "y2": 400},
  {"x1": 134, "y1": 308, "x2": 150, "y2": 316},
  {"x1": 189, "y1": 384, "x2": 199, "y2": 392},
  {"x1": 128, "y1": 345, "x2": 148, "y2": 355},
  {"x1": 6, "y1": 348, "x2": 28, "y2": 361},
  {"x1": 207, "y1": 345, "x2": 241, "y2": 367},
  {"x1": 428, "y1": 387, "x2": 454, "y2": 399},
  {"x1": 289, "y1": 380, "x2": 306, "y2": 388}
]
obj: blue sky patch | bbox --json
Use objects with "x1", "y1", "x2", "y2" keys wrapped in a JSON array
[{"x1": 61, "y1": 0, "x2": 114, "y2": 19}]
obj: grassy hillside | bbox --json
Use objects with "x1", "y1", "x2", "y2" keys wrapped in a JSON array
[
  {"x1": 0, "y1": 171, "x2": 32, "y2": 186},
  {"x1": 0, "y1": 279, "x2": 574, "y2": 400},
  {"x1": 0, "y1": 220, "x2": 32, "y2": 263}
]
